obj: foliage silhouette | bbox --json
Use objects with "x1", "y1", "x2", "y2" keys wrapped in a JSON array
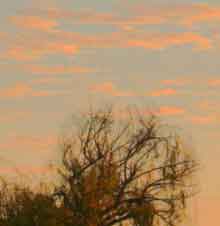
[
  {"x1": 0, "y1": 180, "x2": 74, "y2": 226},
  {"x1": 0, "y1": 106, "x2": 198, "y2": 226},
  {"x1": 53, "y1": 107, "x2": 198, "y2": 226}
]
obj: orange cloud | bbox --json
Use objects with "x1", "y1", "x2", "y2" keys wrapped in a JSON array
[
  {"x1": 156, "y1": 106, "x2": 185, "y2": 116},
  {"x1": 2, "y1": 42, "x2": 79, "y2": 61},
  {"x1": 28, "y1": 8, "x2": 166, "y2": 26},
  {"x1": 189, "y1": 115, "x2": 216, "y2": 124},
  {"x1": 208, "y1": 79, "x2": 220, "y2": 86},
  {"x1": 10, "y1": 16, "x2": 58, "y2": 31},
  {"x1": 134, "y1": 3, "x2": 220, "y2": 27},
  {"x1": 1, "y1": 27, "x2": 211, "y2": 63},
  {"x1": 31, "y1": 4, "x2": 220, "y2": 28},
  {"x1": 127, "y1": 32, "x2": 211, "y2": 50},
  {"x1": 150, "y1": 88, "x2": 177, "y2": 97},
  {"x1": 0, "y1": 83, "x2": 31, "y2": 98},
  {"x1": 181, "y1": 4, "x2": 220, "y2": 26},
  {"x1": 114, "y1": 106, "x2": 185, "y2": 118},
  {"x1": 90, "y1": 82, "x2": 136, "y2": 97},
  {"x1": 2, "y1": 5, "x2": 216, "y2": 63},
  {"x1": 0, "y1": 82, "x2": 70, "y2": 98},
  {"x1": 55, "y1": 29, "x2": 212, "y2": 52},
  {"x1": 31, "y1": 77, "x2": 66, "y2": 85},
  {"x1": 161, "y1": 79, "x2": 190, "y2": 86},
  {"x1": 26, "y1": 64, "x2": 92, "y2": 75},
  {"x1": 47, "y1": 42, "x2": 78, "y2": 55}
]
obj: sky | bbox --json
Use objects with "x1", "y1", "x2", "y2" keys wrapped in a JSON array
[{"x1": 0, "y1": 0, "x2": 220, "y2": 225}]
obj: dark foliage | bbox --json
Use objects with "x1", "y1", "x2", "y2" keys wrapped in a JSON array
[{"x1": 53, "y1": 107, "x2": 198, "y2": 226}]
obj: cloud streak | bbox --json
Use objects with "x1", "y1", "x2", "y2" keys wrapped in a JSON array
[
  {"x1": 24, "y1": 4, "x2": 220, "y2": 28},
  {"x1": 126, "y1": 32, "x2": 211, "y2": 50},
  {"x1": 26, "y1": 64, "x2": 93, "y2": 75},
  {"x1": 90, "y1": 82, "x2": 136, "y2": 97},
  {"x1": 0, "y1": 82, "x2": 70, "y2": 98},
  {"x1": 10, "y1": 16, "x2": 58, "y2": 31},
  {"x1": 150, "y1": 88, "x2": 177, "y2": 97}
]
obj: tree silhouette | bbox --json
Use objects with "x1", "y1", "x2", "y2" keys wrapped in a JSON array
[{"x1": 53, "y1": 107, "x2": 198, "y2": 226}]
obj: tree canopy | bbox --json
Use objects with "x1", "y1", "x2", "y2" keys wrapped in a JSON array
[
  {"x1": 53, "y1": 107, "x2": 198, "y2": 226},
  {"x1": 0, "y1": 106, "x2": 198, "y2": 226}
]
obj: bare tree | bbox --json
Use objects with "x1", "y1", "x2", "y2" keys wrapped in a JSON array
[{"x1": 54, "y1": 107, "x2": 198, "y2": 226}]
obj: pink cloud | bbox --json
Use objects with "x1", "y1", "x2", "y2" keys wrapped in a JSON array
[
  {"x1": 90, "y1": 82, "x2": 136, "y2": 97},
  {"x1": 150, "y1": 88, "x2": 177, "y2": 97}
]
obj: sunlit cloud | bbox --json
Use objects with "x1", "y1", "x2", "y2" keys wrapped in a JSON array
[
  {"x1": 114, "y1": 105, "x2": 186, "y2": 118},
  {"x1": 26, "y1": 64, "x2": 93, "y2": 75},
  {"x1": 126, "y1": 32, "x2": 211, "y2": 50},
  {"x1": 25, "y1": 4, "x2": 220, "y2": 28},
  {"x1": 208, "y1": 79, "x2": 220, "y2": 87},
  {"x1": 150, "y1": 88, "x2": 177, "y2": 97},
  {"x1": 10, "y1": 15, "x2": 58, "y2": 31},
  {"x1": 0, "y1": 82, "x2": 70, "y2": 98},
  {"x1": 134, "y1": 3, "x2": 220, "y2": 27},
  {"x1": 52, "y1": 29, "x2": 211, "y2": 51},
  {"x1": 31, "y1": 77, "x2": 67, "y2": 85},
  {"x1": 21, "y1": 8, "x2": 167, "y2": 27},
  {"x1": 156, "y1": 106, "x2": 185, "y2": 116},
  {"x1": 180, "y1": 4, "x2": 220, "y2": 27},
  {"x1": 189, "y1": 114, "x2": 216, "y2": 125},
  {"x1": 0, "y1": 83, "x2": 32, "y2": 98},
  {"x1": 90, "y1": 82, "x2": 136, "y2": 97},
  {"x1": 1, "y1": 42, "x2": 79, "y2": 61},
  {"x1": 161, "y1": 79, "x2": 190, "y2": 86},
  {"x1": 0, "y1": 11, "x2": 212, "y2": 64}
]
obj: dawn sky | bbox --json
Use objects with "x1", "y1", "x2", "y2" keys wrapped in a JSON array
[{"x1": 0, "y1": 0, "x2": 220, "y2": 225}]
